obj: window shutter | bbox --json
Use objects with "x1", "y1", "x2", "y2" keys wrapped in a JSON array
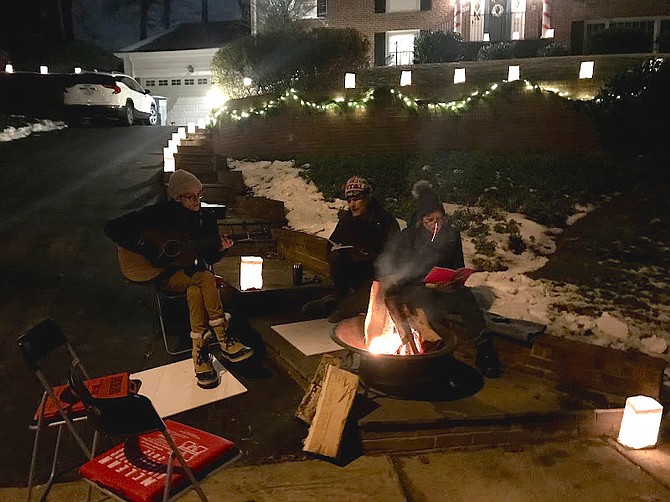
[
  {"x1": 374, "y1": 0, "x2": 386, "y2": 14},
  {"x1": 317, "y1": 0, "x2": 328, "y2": 17},
  {"x1": 420, "y1": 0, "x2": 432, "y2": 11},
  {"x1": 374, "y1": 33, "x2": 386, "y2": 66}
]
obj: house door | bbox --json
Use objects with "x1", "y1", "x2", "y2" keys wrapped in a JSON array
[{"x1": 485, "y1": 0, "x2": 510, "y2": 41}]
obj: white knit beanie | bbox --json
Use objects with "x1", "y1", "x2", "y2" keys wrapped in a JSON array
[{"x1": 168, "y1": 169, "x2": 202, "y2": 200}]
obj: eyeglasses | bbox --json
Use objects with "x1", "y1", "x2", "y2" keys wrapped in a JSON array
[{"x1": 179, "y1": 191, "x2": 204, "y2": 203}]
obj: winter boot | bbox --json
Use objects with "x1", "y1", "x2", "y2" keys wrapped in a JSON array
[
  {"x1": 474, "y1": 331, "x2": 501, "y2": 379},
  {"x1": 210, "y1": 315, "x2": 254, "y2": 363},
  {"x1": 192, "y1": 332, "x2": 220, "y2": 389}
]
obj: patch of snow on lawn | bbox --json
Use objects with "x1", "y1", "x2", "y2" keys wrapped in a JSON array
[{"x1": 0, "y1": 119, "x2": 67, "y2": 142}]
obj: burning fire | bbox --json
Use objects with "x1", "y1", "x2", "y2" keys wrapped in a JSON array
[{"x1": 367, "y1": 324, "x2": 423, "y2": 355}]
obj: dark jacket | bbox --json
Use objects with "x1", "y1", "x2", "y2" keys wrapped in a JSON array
[
  {"x1": 380, "y1": 220, "x2": 465, "y2": 287},
  {"x1": 329, "y1": 198, "x2": 400, "y2": 263},
  {"x1": 104, "y1": 200, "x2": 225, "y2": 276}
]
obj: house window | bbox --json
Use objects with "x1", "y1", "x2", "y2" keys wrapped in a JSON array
[
  {"x1": 197, "y1": 78, "x2": 208, "y2": 85},
  {"x1": 387, "y1": 0, "x2": 420, "y2": 13},
  {"x1": 171, "y1": 79, "x2": 181, "y2": 86},
  {"x1": 387, "y1": 30, "x2": 418, "y2": 65},
  {"x1": 185, "y1": 78, "x2": 194, "y2": 85},
  {"x1": 158, "y1": 79, "x2": 168, "y2": 86},
  {"x1": 144, "y1": 79, "x2": 155, "y2": 87}
]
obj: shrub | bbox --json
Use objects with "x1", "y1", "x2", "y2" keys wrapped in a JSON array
[
  {"x1": 477, "y1": 42, "x2": 515, "y2": 61},
  {"x1": 414, "y1": 30, "x2": 464, "y2": 64},
  {"x1": 536, "y1": 43, "x2": 570, "y2": 57},
  {"x1": 211, "y1": 28, "x2": 369, "y2": 98},
  {"x1": 587, "y1": 27, "x2": 652, "y2": 54},
  {"x1": 593, "y1": 58, "x2": 670, "y2": 155}
]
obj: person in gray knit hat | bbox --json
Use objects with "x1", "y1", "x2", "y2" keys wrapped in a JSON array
[
  {"x1": 104, "y1": 169, "x2": 253, "y2": 389},
  {"x1": 378, "y1": 180, "x2": 501, "y2": 378}
]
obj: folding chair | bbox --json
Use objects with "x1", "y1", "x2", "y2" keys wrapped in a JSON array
[
  {"x1": 17, "y1": 319, "x2": 98, "y2": 502},
  {"x1": 69, "y1": 366, "x2": 241, "y2": 502},
  {"x1": 154, "y1": 286, "x2": 191, "y2": 355}
]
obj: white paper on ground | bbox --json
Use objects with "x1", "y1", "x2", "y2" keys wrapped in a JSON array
[
  {"x1": 131, "y1": 358, "x2": 247, "y2": 418},
  {"x1": 271, "y1": 318, "x2": 343, "y2": 356}
]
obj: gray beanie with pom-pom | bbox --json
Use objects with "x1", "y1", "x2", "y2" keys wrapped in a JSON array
[{"x1": 412, "y1": 180, "x2": 444, "y2": 220}]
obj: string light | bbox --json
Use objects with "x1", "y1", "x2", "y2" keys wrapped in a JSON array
[{"x1": 210, "y1": 78, "x2": 607, "y2": 127}]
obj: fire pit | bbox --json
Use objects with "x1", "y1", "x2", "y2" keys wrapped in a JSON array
[{"x1": 331, "y1": 315, "x2": 457, "y2": 399}]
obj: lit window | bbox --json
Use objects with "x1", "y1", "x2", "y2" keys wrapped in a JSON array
[
  {"x1": 387, "y1": 30, "x2": 418, "y2": 66},
  {"x1": 387, "y1": 0, "x2": 420, "y2": 13}
]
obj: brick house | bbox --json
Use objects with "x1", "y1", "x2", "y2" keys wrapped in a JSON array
[{"x1": 316, "y1": 0, "x2": 670, "y2": 65}]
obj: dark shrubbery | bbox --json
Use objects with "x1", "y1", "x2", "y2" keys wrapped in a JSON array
[
  {"x1": 477, "y1": 42, "x2": 515, "y2": 60},
  {"x1": 592, "y1": 58, "x2": 669, "y2": 156},
  {"x1": 296, "y1": 151, "x2": 636, "y2": 227},
  {"x1": 587, "y1": 27, "x2": 653, "y2": 54},
  {"x1": 413, "y1": 30, "x2": 464, "y2": 64},
  {"x1": 211, "y1": 28, "x2": 369, "y2": 98},
  {"x1": 536, "y1": 43, "x2": 570, "y2": 57}
]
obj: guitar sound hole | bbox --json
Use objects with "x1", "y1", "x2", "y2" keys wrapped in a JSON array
[{"x1": 163, "y1": 240, "x2": 181, "y2": 258}]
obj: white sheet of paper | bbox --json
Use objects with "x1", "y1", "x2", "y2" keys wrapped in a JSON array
[
  {"x1": 271, "y1": 318, "x2": 342, "y2": 356},
  {"x1": 131, "y1": 358, "x2": 247, "y2": 418}
]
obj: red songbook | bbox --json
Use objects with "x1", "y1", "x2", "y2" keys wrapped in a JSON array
[
  {"x1": 33, "y1": 372, "x2": 134, "y2": 423},
  {"x1": 423, "y1": 266, "x2": 474, "y2": 285}
]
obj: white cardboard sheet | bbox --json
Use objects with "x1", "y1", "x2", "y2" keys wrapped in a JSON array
[
  {"x1": 271, "y1": 318, "x2": 342, "y2": 356},
  {"x1": 131, "y1": 358, "x2": 247, "y2": 418}
]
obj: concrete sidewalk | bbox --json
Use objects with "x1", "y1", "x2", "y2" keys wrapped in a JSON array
[{"x1": 8, "y1": 437, "x2": 670, "y2": 501}]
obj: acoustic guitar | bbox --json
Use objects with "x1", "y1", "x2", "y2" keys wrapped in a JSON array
[{"x1": 118, "y1": 228, "x2": 270, "y2": 283}]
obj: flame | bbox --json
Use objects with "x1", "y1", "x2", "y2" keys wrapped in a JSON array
[{"x1": 367, "y1": 318, "x2": 423, "y2": 355}]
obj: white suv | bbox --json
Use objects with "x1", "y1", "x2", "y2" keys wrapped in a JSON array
[{"x1": 63, "y1": 73, "x2": 157, "y2": 126}]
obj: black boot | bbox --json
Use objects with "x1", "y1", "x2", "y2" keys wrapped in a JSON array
[{"x1": 474, "y1": 333, "x2": 501, "y2": 379}]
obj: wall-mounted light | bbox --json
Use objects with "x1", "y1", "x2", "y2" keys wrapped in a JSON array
[
  {"x1": 579, "y1": 61, "x2": 594, "y2": 79},
  {"x1": 508, "y1": 65, "x2": 520, "y2": 82},
  {"x1": 400, "y1": 70, "x2": 412, "y2": 87},
  {"x1": 4, "y1": 64, "x2": 13, "y2": 73},
  {"x1": 483, "y1": 33, "x2": 490, "y2": 42},
  {"x1": 240, "y1": 256, "x2": 263, "y2": 291},
  {"x1": 204, "y1": 86, "x2": 229, "y2": 110},
  {"x1": 187, "y1": 64, "x2": 194, "y2": 73},
  {"x1": 454, "y1": 68, "x2": 466, "y2": 84},
  {"x1": 344, "y1": 72, "x2": 356, "y2": 89},
  {"x1": 74, "y1": 67, "x2": 82, "y2": 74},
  {"x1": 40, "y1": 65, "x2": 48, "y2": 74},
  {"x1": 617, "y1": 395, "x2": 663, "y2": 449}
]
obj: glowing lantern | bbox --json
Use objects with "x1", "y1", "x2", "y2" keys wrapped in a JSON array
[
  {"x1": 483, "y1": 33, "x2": 490, "y2": 42},
  {"x1": 508, "y1": 65, "x2": 520, "y2": 82},
  {"x1": 344, "y1": 72, "x2": 356, "y2": 89},
  {"x1": 187, "y1": 122, "x2": 196, "y2": 134},
  {"x1": 197, "y1": 118, "x2": 206, "y2": 129},
  {"x1": 74, "y1": 67, "x2": 82, "y2": 74},
  {"x1": 544, "y1": 28, "x2": 555, "y2": 39},
  {"x1": 163, "y1": 147, "x2": 175, "y2": 172},
  {"x1": 512, "y1": 31, "x2": 520, "y2": 40},
  {"x1": 579, "y1": 61, "x2": 594, "y2": 79},
  {"x1": 617, "y1": 396, "x2": 663, "y2": 449},
  {"x1": 240, "y1": 256, "x2": 263, "y2": 291},
  {"x1": 243, "y1": 77, "x2": 253, "y2": 86},
  {"x1": 40, "y1": 65, "x2": 48, "y2": 74},
  {"x1": 400, "y1": 70, "x2": 412, "y2": 87},
  {"x1": 454, "y1": 68, "x2": 466, "y2": 84},
  {"x1": 177, "y1": 127, "x2": 186, "y2": 140},
  {"x1": 4, "y1": 64, "x2": 13, "y2": 73}
]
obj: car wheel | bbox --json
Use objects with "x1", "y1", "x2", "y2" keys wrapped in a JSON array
[
  {"x1": 123, "y1": 102, "x2": 134, "y2": 126},
  {"x1": 146, "y1": 105, "x2": 158, "y2": 125}
]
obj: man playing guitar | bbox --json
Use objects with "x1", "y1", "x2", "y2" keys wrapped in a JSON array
[{"x1": 104, "y1": 169, "x2": 253, "y2": 389}]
